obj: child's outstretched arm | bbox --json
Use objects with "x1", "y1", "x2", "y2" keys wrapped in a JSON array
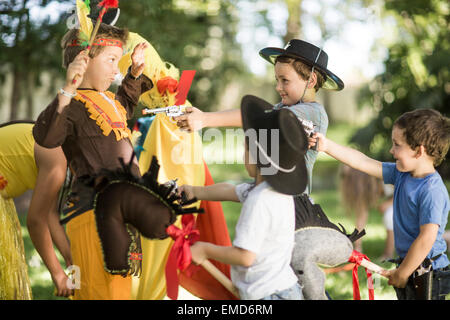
[
  {"x1": 191, "y1": 241, "x2": 256, "y2": 268},
  {"x1": 174, "y1": 108, "x2": 242, "y2": 132},
  {"x1": 313, "y1": 132, "x2": 383, "y2": 179},
  {"x1": 179, "y1": 183, "x2": 240, "y2": 202}
]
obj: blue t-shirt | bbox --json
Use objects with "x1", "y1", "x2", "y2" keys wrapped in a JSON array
[{"x1": 382, "y1": 162, "x2": 450, "y2": 269}]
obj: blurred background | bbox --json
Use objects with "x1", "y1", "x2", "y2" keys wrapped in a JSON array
[{"x1": 1, "y1": 0, "x2": 449, "y2": 299}]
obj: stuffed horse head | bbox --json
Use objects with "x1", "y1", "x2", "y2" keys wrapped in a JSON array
[
  {"x1": 291, "y1": 195, "x2": 365, "y2": 300},
  {"x1": 62, "y1": 155, "x2": 202, "y2": 276}
]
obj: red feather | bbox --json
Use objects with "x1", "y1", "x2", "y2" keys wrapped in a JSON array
[{"x1": 98, "y1": 0, "x2": 118, "y2": 9}]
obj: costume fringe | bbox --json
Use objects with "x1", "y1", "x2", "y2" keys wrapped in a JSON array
[
  {"x1": 0, "y1": 197, "x2": 32, "y2": 300},
  {"x1": 75, "y1": 91, "x2": 131, "y2": 141}
]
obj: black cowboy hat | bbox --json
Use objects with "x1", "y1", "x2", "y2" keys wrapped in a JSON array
[
  {"x1": 259, "y1": 39, "x2": 344, "y2": 91},
  {"x1": 241, "y1": 95, "x2": 308, "y2": 195}
]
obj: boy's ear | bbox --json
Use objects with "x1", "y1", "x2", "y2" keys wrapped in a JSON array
[
  {"x1": 415, "y1": 145, "x2": 426, "y2": 158},
  {"x1": 308, "y1": 72, "x2": 317, "y2": 89}
]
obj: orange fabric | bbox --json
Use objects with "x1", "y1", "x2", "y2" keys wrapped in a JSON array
[
  {"x1": 66, "y1": 209, "x2": 131, "y2": 300},
  {"x1": 74, "y1": 90, "x2": 131, "y2": 141},
  {"x1": 178, "y1": 162, "x2": 238, "y2": 300}
]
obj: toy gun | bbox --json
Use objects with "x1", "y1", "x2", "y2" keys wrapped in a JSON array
[
  {"x1": 299, "y1": 119, "x2": 315, "y2": 136},
  {"x1": 142, "y1": 105, "x2": 186, "y2": 117},
  {"x1": 162, "y1": 178, "x2": 179, "y2": 199},
  {"x1": 299, "y1": 118, "x2": 318, "y2": 150}
]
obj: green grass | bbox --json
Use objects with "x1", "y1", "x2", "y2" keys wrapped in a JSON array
[
  {"x1": 21, "y1": 123, "x2": 449, "y2": 300},
  {"x1": 18, "y1": 172, "x2": 398, "y2": 300}
]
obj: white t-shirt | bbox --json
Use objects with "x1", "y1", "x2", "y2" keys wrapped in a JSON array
[{"x1": 231, "y1": 181, "x2": 298, "y2": 300}]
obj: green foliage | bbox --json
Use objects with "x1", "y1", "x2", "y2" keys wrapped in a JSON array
[
  {"x1": 118, "y1": 0, "x2": 246, "y2": 111},
  {"x1": 352, "y1": 0, "x2": 449, "y2": 176},
  {"x1": 0, "y1": 0, "x2": 247, "y2": 117},
  {"x1": 0, "y1": 0, "x2": 72, "y2": 92}
]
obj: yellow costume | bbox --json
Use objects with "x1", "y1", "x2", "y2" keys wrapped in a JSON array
[
  {"x1": 120, "y1": 33, "x2": 203, "y2": 299},
  {"x1": 66, "y1": 209, "x2": 131, "y2": 299},
  {"x1": 119, "y1": 33, "x2": 233, "y2": 300},
  {"x1": 61, "y1": 90, "x2": 137, "y2": 300},
  {"x1": 0, "y1": 122, "x2": 35, "y2": 300}
]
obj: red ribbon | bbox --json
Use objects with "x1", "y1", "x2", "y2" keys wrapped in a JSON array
[
  {"x1": 165, "y1": 214, "x2": 200, "y2": 300},
  {"x1": 98, "y1": 0, "x2": 119, "y2": 9},
  {"x1": 348, "y1": 250, "x2": 375, "y2": 300},
  {"x1": 175, "y1": 70, "x2": 196, "y2": 105},
  {"x1": 157, "y1": 77, "x2": 179, "y2": 96}
]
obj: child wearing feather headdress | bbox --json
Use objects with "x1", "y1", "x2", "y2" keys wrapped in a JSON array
[
  {"x1": 117, "y1": 32, "x2": 235, "y2": 300},
  {"x1": 32, "y1": 1, "x2": 152, "y2": 299}
]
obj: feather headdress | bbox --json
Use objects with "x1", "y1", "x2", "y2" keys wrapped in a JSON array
[{"x1": 76, "y1": 0, "x2": 93, "y2": 47}]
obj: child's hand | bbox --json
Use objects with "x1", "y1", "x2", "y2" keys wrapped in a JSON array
[
  {"x1": 178, "y1": 184, "x2": 196, "y2": 202},
  {"x1": 381, "y1": 268, "x2": 409, "y2": 288},
  {"x1": 310, "y1": 132, "x2": 327, "y2": 152},
  {"x1": 174, "y1": 106, "x2": 205, "y2": 132},
  {"x1": 66, "y1": 50, "x2": 89, "y2": 90},
  {"x1": 51, "y1": 270, "x2": 74, "y2": 297},
  {"x1": 130, "y1": 42, "x2": 148, "y2": 78},
  {"x1": 190, "y1": 241, "x2": 208, "y2": 265}
]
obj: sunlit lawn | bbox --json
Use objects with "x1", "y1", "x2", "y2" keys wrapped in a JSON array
[
  {"x1": 21, "y1": 122, "x2": 448, "y2": 300},
  {"x1": 17, "y1": 172, "x2": 398, "y2": 300}
]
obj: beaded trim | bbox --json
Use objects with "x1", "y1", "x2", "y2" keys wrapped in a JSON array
[{"x1": 68, "y1": 38, "x2": 123, "y2": 48}]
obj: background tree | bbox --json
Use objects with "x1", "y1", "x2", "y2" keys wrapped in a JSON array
[
  {"x1": 0, "y1": 0, "x2": 71, "y2": 120},
  {"x1": 0, "y1": 0, "x2": 246, "y2": 119},
  {"x1": 118, "y1": 0, "x2": 246, "y2": 111},
  {"x1": 351, "y1": 0, "x2": 450, "y2": 177}
]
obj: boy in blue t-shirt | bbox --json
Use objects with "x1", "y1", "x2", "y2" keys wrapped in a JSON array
[{"x1": 314, "y1": 108, "x2": 450, "y2": 300}]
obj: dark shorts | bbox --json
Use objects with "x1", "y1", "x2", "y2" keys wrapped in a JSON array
[{"x1": 395, "y1": 266, "x2": 450, "y2": 300}]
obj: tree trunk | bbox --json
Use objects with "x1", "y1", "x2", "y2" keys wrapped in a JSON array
[
  {"x1": 283, "y1": 0, "x2": 302, "y2": 44},
  {"x1": 9, "y1": 67, "x2": 22, "y2": 121},
  {"x1": 26, "y1": 72, "x2": 34, "y2": 120},
  {"x1": 9, "y1": 0, "x2": 29, "y2": 121}
]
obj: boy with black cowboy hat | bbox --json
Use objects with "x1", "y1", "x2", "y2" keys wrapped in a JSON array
[
  {"x1": 174, "y1": 38, "x2": 344, "y2": 195},
  {"x1": 180, "y1": 95, "x2": 309, "y2": 300}
]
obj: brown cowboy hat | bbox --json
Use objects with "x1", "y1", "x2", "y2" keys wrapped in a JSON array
[
  {"x1": 259, "y1": 39, "x2": 344, "y2": 91},
  {"x1": 241, "y1": 95, "x2": 309, "y2": 195}
]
